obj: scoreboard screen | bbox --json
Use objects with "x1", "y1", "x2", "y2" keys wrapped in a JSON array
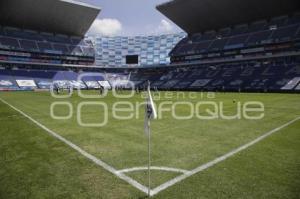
[{"x1": 126, "y1": 55, "x2": 139, "y2": 64}]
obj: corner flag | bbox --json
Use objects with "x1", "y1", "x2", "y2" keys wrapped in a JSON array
[{"x1": 144, "y1": 82, "x2": 157, "y2": 135}]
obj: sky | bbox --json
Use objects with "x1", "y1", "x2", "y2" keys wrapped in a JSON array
[{"x1": 77, "y1": 0, "x2": 183, "y2": 36}]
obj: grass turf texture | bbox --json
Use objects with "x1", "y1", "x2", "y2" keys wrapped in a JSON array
[{"x1": 0, "y1": 91, "x2": 299, "y2": 198}]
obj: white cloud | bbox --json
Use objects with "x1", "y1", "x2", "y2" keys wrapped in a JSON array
[
  {"x1": 145, "y1": 19, "x2": 175, "y2": 35},
  {"x1": 155, "y1": 19, "x2": 174, "y2": 34},
  {"x1": 89, "y1": 18, "x2": 122, "y2": 36}
]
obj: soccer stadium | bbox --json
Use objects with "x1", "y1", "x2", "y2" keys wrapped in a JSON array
[{"x1": 0, "y1": 0, "x2": 300, "y2": 198}]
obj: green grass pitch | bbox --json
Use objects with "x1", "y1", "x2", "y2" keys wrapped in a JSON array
[{"x1": 0, "y1": 91, "x2": 300, "y2": 198}]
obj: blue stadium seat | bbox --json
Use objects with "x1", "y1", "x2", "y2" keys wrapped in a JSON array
[
  {"x1": 194, "y1": 41, "x2": 212, "y2": 53},
  {"x1": 225, "y1": 34, "x2": 249, "y2": 49},
  {"x1": 37, "y1": 42, "x2": 53, "y2": 52},
  {"x1": 246, "y1": 30, "x2": 272, "y2": 46},
  {"x1": 0, "y1": 37, "x2": 20, "y2": 49},
  {"x1": 199, "y1": 31, "x2": 216, "y2": 41},
  {"x1": 271, "y1": 25, "x2": 299, "y2": 42},
  {"x1": 209, "y1": 38, "x2": 228, "y2": 51},
  {"x1": 19, "y1": 40, "x2": 39, "y2": 51},
  {"x1": 53, "y1": 44, "x2": 70, "y2": 54}
]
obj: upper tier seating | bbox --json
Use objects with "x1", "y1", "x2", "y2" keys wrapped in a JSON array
[
  {"x1": 171, "y1": 14, "x2": 300, "y2": 56},
  {"x1": 0, "y1": 27, "x2": 95, "y2": 57}
]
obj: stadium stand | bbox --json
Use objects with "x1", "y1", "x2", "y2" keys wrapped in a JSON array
[
  {"x1": 0, "y1": 0, "x2": 100, "y2": 71},
  {"x1": 0, "y1": 0, "x2": 299, "y2": 93},
  {"x1": 169, "y1": 14, "x2": 300, "y2": 58},
  {"x1": 0, "y1": 27, "x2": 95, "y2": 55},
  {"x1": 1, "y1": 55, "x2": 300, "y2": 92}
]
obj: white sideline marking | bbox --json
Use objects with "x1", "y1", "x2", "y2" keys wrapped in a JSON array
[
  {"x1": 0, "y1": 98, "x2": 149, "y2": 195},
  {"x1": 118, "y1": 166, "x2": 189, "y2": 174},
  {"x1": 150, "y1": 116, "x2": 300, "y2": 196}
]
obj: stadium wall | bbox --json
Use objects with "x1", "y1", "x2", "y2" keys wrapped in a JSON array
[{"x1": 92, "y1": 33, "x2": 186, "y2": 67}]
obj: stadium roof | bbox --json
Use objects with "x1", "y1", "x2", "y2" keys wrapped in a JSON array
[
  {"x1": 0, "y1": 0, "x2": 101, "y2": 37},
  {"x1": 157, "y1": 0, "x2": 300, "y2": 34}
]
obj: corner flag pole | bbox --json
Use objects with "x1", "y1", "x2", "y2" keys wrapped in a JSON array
[
  {"x1": 147, "y1": 81, "x2": 151, "y2": 197},
  {"x1": 147, "y1": 118, "x2": 151, "y2": 197},
  {"x1": 145, "y1": 81, "x2": 157, "y2": 197}
]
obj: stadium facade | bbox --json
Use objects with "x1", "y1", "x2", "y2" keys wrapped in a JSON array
[{"x1": 93, "y1": 33, "x2": 186, "y2": 67}]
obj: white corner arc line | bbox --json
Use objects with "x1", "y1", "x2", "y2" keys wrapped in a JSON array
[
  {"x1": 0, "y1": 98, "x2": 149, "y2": 195},
  {"x1": 150, "y1": 116, "x2": 300, "y2": 196},
  {"x1": 118, "y1": 166, "x2": 189, "y2": 174}
]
